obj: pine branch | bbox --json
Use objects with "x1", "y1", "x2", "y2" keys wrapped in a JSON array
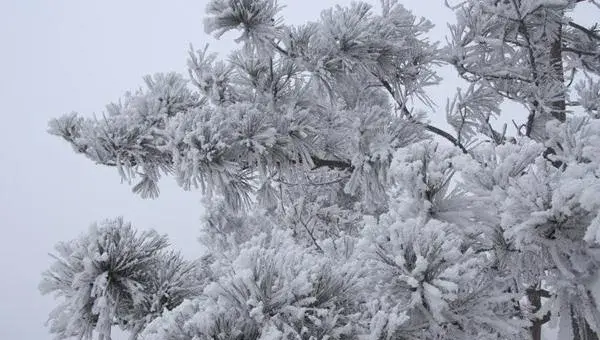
[
  {"x1": 96, "y1": 151, "x2": 354, "y2": 173},
  {"x1": 423, "y1": 124, "x2": 469, "y2": 154},
  {"x1": 378, "y1": 78, "x2": 469, "y2": 153},
  {"x1": 270, "y1": 40, "x2": 468, "y2": 154},
  {"x1": 310, "y1": 156, "x2": 353, "y2": 171},
  {"x1": 568, "y1": 21, "x2": 600, "y2": 42},
  {"x1": 563, "y1": 46, "x2": 600, "y2": 56}
]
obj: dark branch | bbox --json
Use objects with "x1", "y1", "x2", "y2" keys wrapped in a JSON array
[
  {"x1": 563, "y1": 46, "x2": 600, "y2": 57},
  {"x1": 310, "y1": 155, "x2": 353, "y2": 171},
  {"x1": 377, "y1": 78, "x2": 469, "y2": 154},
  {"x1": 424, "y1": 124, "x2": 469, "y2": 154},
  {"x1": 568, "y1": 21, "x2": 600, "y2": 41}
]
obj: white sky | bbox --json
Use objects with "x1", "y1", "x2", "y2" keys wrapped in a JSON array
[{"x1": 0, "y1": 0, "x2": 596, "y2": 339}]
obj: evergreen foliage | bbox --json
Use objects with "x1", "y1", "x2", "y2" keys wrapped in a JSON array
[
  {"x1": 40, "y1": 218, "x2": 206, "y2": 340},
  {"x1": 44, "y1": 0, "x2": 600, "y2": 339}
]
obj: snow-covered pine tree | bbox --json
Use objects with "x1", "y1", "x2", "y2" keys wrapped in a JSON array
[
  {"x1": 40, "y1": 218, "x2": 206, "y2": 340},
  {"x1": 446, "y1": 1, "x2": 600, "y2": 339},
  {"x1": 44, "y1": 0, "x2": 600, "y2": 339}
]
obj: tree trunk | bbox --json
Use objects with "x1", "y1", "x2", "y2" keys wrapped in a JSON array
[
  {"x1": 549, "y1": 29, "x2": 566, "y2": 123},
  {"x1": 550, "y1": 20, "x2": 599, "y2": 340},
  {"x1": 528, "y1": 287, "x2": 550, "y2": 340}
]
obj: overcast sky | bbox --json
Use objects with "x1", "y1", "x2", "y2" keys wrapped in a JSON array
[{"x1": 0, "y1": 1, "x2": 597, "y2": 339}]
